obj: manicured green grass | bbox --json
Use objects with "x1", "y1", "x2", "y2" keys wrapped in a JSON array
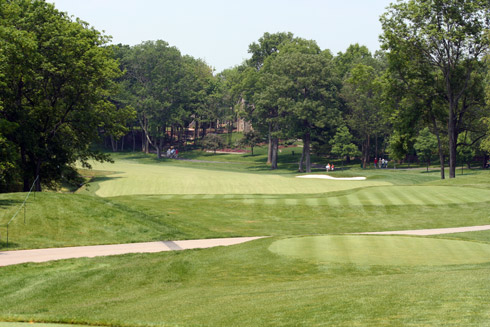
[
  {"x1": 269, "y1": 235, "x2": 490, "y2": 266},
  {"x1": 2, "y1": 153, "x2": 490, "y2": 250},
  {"x1": 81, "y1": 159, "x2": 390, "y2": 197},
  {"x1": 2, "y1": 152, "x2": 490, "y2": 326},
  {"x1": 1, "y1": 236, "x2": 490, "y2": 326},
  {"x1": 3, "y1": 189, "x2": 490, "y2": 250}
]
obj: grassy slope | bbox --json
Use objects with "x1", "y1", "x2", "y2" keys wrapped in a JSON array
[{"x1": 1, "y1": 151, "x2": 490, "y2": 326}]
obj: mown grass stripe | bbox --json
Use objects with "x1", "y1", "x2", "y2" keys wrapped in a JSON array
[
  {"x1": 371, "y1": 187, "x2": 396, "y2": 206},
  {"x1": 389, "y1": 188, "x2": 416, "y2": 205},
  {"x1": 406, "y1": 188, "x2": 438, "y2": 205},
  {"x1": 402, "y1": 188, "x2": 430, "y2": 205},
  {"x1": 305, "y1": 198, "x2": 320, "y2": 206},
  {"x1": 335, "y1": 193, "x2": 351, "y2": 207},
  {"x1": 242, "y1": 199, "x2": 255, "y2": 205},
  {"x1": 354, "y1": 190, "x2": 373, "y2": 207},
  {"x1": 430, "y1": 187, "x2": 460, "y2": 204},
  {"x1": 284, "y1": 198, "x2": 299, "y2": 206},
  {"x1": 325, "y1": 195, "x2": 340, "y2": 206},
  {"x1": 344, "y1": 192, "x2": 364, "y2": 207},
  {"x1": 457, "y1": 189, "x2": 485, "y2": 203},
  {"x1": 362, "y1": 189, "x2": 384, "y2": 206}
]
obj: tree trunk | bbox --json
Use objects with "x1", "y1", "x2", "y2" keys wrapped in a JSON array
[
  {"x1": 298, "y1": 144, "x2": 305, "y2": 172},
  {"x1": 431, "y1": 116, "x2": 445, "y2": 179},
  {"x1": 267, "y1": 122, "x2": 272, "y2": 165},
  {"x1": 271, "y1": 137, "x2": 278, "y2": 169},
  {"x1": 34, "y1": 159, "x2": 41, "y2": 192},
  {"x1": 21, "y1": 146, "x2": 30, "y2": 192},
  {"x1": 362, "y1": 134, "x2": 370, "y2": 168},
  {"x1": 304, "y1": 133, "x2": 311, "y2": 173},
  {"x1": 110, "y1": 135, "x2": 117, "y2": 152},
  {"x1": 132, "y1": 127, "x2": 136, "y2": 152},
  {"x1": 448, "y1": 105, "x2": 457, "y2": 178}
]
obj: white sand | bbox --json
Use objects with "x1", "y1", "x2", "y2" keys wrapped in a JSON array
[{"x1": 296, "y1": 174, "x2": 366, "y2": 181}]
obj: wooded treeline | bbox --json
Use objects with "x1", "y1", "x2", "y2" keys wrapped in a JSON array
[{"x1": 1, "y1": 0, "x2": 489, "y2": 192}]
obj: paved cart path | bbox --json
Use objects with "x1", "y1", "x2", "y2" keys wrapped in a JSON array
[
  {"x1": 0, "y1": 237, "x2": 264, "y2": 267},
  {"x1": 2, "y1": 225, "x2": 490, "y2": 267}
]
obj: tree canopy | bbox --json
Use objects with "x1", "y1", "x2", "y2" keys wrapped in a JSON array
[{"x1": 0, "y1": 0, "x2": 131, "y2": 191}]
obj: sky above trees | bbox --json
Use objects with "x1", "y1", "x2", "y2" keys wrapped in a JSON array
[{"x1": 49, "y1": 0, "x2": 393, "y2": 72}]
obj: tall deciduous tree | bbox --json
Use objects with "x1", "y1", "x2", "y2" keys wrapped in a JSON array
[
  {"x1": 380, "y1": 0, "x2": 490, "y2": 178},
  {"x1": 342, "y1": 64, "x2": 384, "y2": 168},
  {"x1": 247, "y1": 32, "x2": 295, "y2": 165},
  {"x1": 257, "y1": 39, "x2": 341, "y2": 172},
  {"x1": 0, "y1": 0, "x2": 128, "y2": 191}
]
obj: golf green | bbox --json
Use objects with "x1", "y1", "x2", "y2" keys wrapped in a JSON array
[{"x1": 269, "y1": 235, "x2": 490, "y2": 266}]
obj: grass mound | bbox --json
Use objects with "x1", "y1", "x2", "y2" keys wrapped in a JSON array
[{"x1": 269, "y1": 235, "x2": 490, "y2": 266}]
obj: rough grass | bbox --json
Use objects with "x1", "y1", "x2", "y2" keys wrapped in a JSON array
[{"x1": 1, "y1": 237, "x2": 489, "y2": 326}]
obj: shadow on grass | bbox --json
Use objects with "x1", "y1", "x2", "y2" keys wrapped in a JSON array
[
  {"x1": 91, "y1": 175, "x2": 123, "y2": 183},
  {"x1": 0, "y1": 199, "x2": 23, "y2": 209},
  {"x1": 0, "y1": 241, "x2": 20, "y2": 250}
]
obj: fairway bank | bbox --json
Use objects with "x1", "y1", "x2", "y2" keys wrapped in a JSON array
[{"x1": 86, "y1": 160, "x2": 389, "y2": 197}]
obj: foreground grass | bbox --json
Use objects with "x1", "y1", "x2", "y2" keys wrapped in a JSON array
[
  {"x1": 1, "y1": 235, "x2": 489, "y2": 326},
  {"x1": 2, "y1": 152, "x2": 490, "y2": 326}
]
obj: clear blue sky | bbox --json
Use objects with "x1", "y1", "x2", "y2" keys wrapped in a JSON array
[{"x1": 49, "y1": 0, "x2": 393, "y2": 72}]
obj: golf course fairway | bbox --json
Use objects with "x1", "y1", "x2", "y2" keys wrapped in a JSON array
[
  {"x1": 87, "y1": 160, "x2": 390, "y2": 196},
  {"x1": 269, "y1": 235, "x2": 490, "y2": 266}
]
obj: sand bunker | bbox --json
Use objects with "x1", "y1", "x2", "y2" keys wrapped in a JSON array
[{"x1": 296, "y1": 174, "x2": 366, "y2": 181}]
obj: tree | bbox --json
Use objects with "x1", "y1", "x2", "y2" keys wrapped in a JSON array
[
  {"x1": 342, "y1": 64, "x2": 385, "y2": 168},
  {"x1": 330, "y1": 126, "x2": 360, "y2": 169},
  {"x1": 247, "y1": 32, "x2": 295, "y2": 165},
  {"x1": 380, "y1": 0, "x2": 490, "y2": 178},
  {"x1": 414, "y1": 127, "x2": 438, "y2": 172},
  {"x1": 255, "y1": 39, "x2": 341, "y2": 172},
  {"x1": 121, "y1": 40, "x2": 185, "y2": 158},
  {"x1": 0, "y1": 0, "x2": 129, "y2": 191},
  {"x1": 201, "y1": 133, "x2": 224, "y2": 154},
  {"x1": 237, "y1": 130, "x2": 262, "y2": 156}
]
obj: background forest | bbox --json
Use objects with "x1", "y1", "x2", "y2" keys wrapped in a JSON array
[{"x1": 1, "y1": 0, "x2": 489, "y2": 192}]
